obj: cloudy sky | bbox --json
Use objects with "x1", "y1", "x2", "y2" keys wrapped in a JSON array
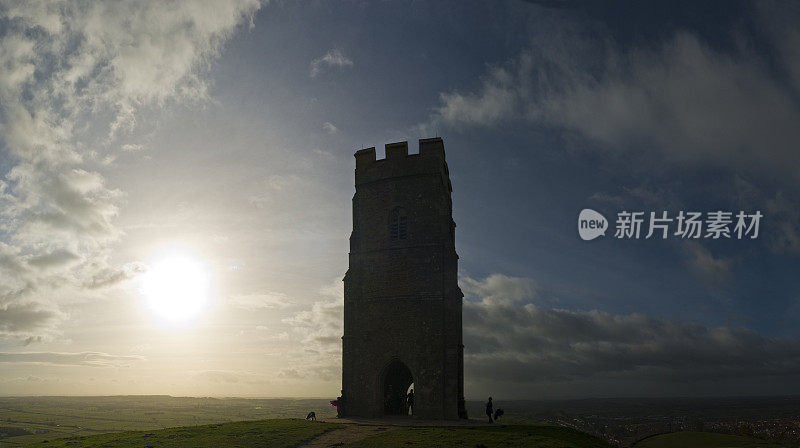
[{"x1": 1, "y1": 0, "x2": 799, "y2": 399}]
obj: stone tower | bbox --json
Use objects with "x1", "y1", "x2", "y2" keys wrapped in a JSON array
[{"x1": 341, "y1": 137, "x2": 466, "y2": 420}]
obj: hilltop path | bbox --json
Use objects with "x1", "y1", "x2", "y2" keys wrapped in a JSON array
[
  {"x1": 299, "y1": 417, "x2": 490, "y2": 447},
  {"x1": 299, "y1": 423, "x2": 397, "y2": 447}
]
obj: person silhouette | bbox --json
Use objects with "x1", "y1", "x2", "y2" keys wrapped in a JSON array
[
  {"x1": 485, "y1": 397, "x2": 493, "y2": 423},
  {"x1": 406, "y1": 389, "x2": 414, "y2": 415}
]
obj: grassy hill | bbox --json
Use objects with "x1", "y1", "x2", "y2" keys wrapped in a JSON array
[
  {"x1": 19, "y1": 419, "x2": 338, "y2": 448},
  {"x1": 347, "y1": 423, "x2": 614, "y2": 447},
  {"x1": 0, "y1": 396, "x2": 338, "y2": 445},
  {"x1": 17, "y1": 419, "x2": 613, "y2": 448},
  {"x1": 636, "y1": 431, "x2": 785, "y2": 448}
]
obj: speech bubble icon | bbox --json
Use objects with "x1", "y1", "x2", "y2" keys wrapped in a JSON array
[{"x1": 578, "y1": 209, "x2": 608, "y2": 241}]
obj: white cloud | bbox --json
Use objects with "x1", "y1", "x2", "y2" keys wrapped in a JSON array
[
  {"x1": 195, "y1": 369, "x2": 271, "y2": 385},
  {"x1": 310, "y1": 48, "x2": 353, "y2": 78},
  {"x1": 432, "y1": 65, "x2": 519, "y2": 128},
  {"x1": 425, "y1": 9, "x2": 800, "y2": 180},
  {"x1": 0, "y1": 303, "x2": 66, "y2": 342},
  {"x1": 0, "y1": 351, "x2": 144, "y2": 368},
  {"x1": 283, "y1": 298, "x2": 342, "y2": 348},
  {"x1": 279, "y1": 279, "x2": 343, "y2": 382},
  {"x1": 0, "y1": 0, "x2": 261, "y2": 342},
  {"x1": 267, "y1": 173, "x2": 301, "y2": 191},
  {"x1": 460, "y1": 273, "x2": 536, "y2": 307},
  {"x1": 312, "y1": 148, "x2": 334, "y2": 159},
  {"x1": 121, "y1": 143, "x2": 144, "y2": 152},
  {"x1": 681, "y1": 241, "x2": 733, "y2": 288},
  {"x1": 322, "y1": 121, "x2": 338, "y2": 134}
]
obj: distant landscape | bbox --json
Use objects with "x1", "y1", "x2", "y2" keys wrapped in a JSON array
[
  {"x1": 0, "y1": 396, "x2": 335, "y2": 446},
  {"x1": 474, "y1": 396, "x2": 800, "y2": 447},
  {"x1": 1, "y1": 396, "x2": 799, "y2": 447}
]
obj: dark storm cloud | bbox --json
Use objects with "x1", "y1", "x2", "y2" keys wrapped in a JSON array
[
  {"x1": 462, "y1": 275, "x2": 800, "y2": 389},
  {"x1": 0, "y1": 351, "x2": 144, "y2": 367}
]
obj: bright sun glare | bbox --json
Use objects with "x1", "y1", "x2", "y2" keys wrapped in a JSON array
[{"x1": 141, "y1": 255, "x2": 211, "y2": 323}]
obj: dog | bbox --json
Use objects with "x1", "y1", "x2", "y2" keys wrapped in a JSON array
[
  {"x1": 306, "y1": 411, "x2": 316, "y2": 421},
  {"x1": 493, "y1": 408, "x2": 504, "y2": 421}
]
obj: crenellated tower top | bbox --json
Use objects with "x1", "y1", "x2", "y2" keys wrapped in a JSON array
[{"x1": 354, "y1": 138, "x2": 451, "y2": 192}]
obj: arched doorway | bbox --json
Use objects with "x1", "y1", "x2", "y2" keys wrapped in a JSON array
[{"x1": 382, "y1": 360, "x2": 413, "y2": 415}]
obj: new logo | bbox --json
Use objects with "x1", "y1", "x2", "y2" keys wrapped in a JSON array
[{"x1": 578, "y1": 209, "x2": 608, "y2": 241}]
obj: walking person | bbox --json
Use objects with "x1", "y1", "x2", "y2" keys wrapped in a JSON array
[
  {"x1": 406, "y1": 389, "x2": 414, "y2": 416},
  {"x1": 485, "y1": 397, "x2": 494, "y2": 423}
]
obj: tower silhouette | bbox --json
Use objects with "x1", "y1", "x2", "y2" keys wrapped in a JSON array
[{"x1": 341, "y1": 138, "x2": 466, "y2": 419}]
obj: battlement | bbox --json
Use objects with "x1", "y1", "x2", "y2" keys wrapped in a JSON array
[
  {"x1": 354, "y1": 138, "x2": 449, "y2": 188},
  {"x1": 355, "y1": 138, "x2": 445, "y2": 170}
]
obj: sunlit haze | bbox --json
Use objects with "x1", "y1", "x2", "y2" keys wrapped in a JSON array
[{"x1": 140, "y1": 252, "x2": 212, "y2": 324}]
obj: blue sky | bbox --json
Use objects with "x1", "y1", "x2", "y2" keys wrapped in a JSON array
[{"x1": 1, "y1": 0, "x2": 799, "y2": 399}]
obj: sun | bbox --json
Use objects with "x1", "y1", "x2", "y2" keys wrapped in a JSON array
[{"x1": 141, "y1": 254, "x2": 211, "y2": 324}]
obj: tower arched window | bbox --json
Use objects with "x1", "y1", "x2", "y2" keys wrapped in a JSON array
[{"x1": 390, "y1": 207, "x2": 408, "y2": 240}]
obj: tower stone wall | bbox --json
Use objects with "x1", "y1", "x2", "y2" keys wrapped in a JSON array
[{"x1": 341, "y1": 137, "x2": 465, "y2": 420}]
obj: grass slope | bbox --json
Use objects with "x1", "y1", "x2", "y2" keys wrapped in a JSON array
[
  {"x1": 636, "y1": 431, "x2": 784, "y2": 448},
  {"x1": 346, "y1": 424, "x2": 614, "y2": 448},
  {"x1": 0, "y1": 396, "x2": 337, "y2": 445},
  {"x1": 20, "y1": 419, "x2": 337, "y2": 448},
  {"x1": 16, "y1": 419, "x2": 616, "y2": 448}
]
